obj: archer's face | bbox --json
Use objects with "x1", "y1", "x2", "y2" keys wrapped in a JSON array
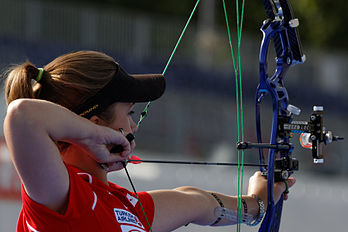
[
  {"x1": 105, "y1": 102, "x2": 137, "y2": 150},
  {"x1": 91, "y1": 102, "x2": 137, "y2": 172}
]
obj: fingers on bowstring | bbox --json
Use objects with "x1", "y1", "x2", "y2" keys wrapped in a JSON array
[{"x1": 114, "y1": 134, "x2": 132, "y2": 155}]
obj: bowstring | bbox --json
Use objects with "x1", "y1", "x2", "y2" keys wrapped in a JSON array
[
  {"x1": 137, "y1": 0, "x2": 201, "y2": 129},
  {"x1": 125, "y1": 1, "x2": 202, "y2": 231},
  {"x1": 122, "y1": 162, "x2": 153, "y2": 231},
  {"x1": 221, "y1": 0, "x2": 246, "y2": 231}
]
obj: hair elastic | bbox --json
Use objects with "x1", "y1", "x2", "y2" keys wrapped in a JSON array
[{"x1": 36, "y1": 68, "x2": 44, "y2": 82}]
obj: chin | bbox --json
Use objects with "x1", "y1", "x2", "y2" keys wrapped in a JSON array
[{"x1": 106, "y1": 162, "x2": 126, "y2": 172}]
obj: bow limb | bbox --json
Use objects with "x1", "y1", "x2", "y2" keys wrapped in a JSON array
[
  {"x1": 257, "y1": 0, "x2": 302, "y2": 231},
  {"x1": 257, "y1": 15, "x2": 291, "y2": 232}
]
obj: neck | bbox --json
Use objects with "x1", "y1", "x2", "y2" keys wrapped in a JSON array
[{"x1": 62, "y1": 146, "x2": 109, "y2": 185}]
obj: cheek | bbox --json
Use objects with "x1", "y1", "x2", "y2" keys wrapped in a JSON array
[{"x1": 109, "y1": 116, "x2": 130, "y2": 130}]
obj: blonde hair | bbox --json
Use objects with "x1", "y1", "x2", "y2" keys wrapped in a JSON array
[{"x1": 5, "y1": 50, "x2": 117, "y2": 111}]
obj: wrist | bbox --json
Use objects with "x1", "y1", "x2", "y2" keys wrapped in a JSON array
[
  {"x1": 243, "y1": 195, "x2": 259, "y2": 216},
  {"x1": 247, "y1": 194, "x2": 265, "y2": 226}
]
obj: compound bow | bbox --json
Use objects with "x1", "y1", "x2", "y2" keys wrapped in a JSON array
[
  {"x1": 120, "y1": 0, "x2": 343, "y2": 231},
  {"x1": 237, "y1": 0, "x2": 343, "y2": 231}
]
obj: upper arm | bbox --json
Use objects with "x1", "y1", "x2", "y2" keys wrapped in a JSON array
[
  {"x1": 148, "y1": 187, "x2": 217, "y2": 231},
  {"x1": 4, "y1": 99, "x2": 69, "y2": 213}
]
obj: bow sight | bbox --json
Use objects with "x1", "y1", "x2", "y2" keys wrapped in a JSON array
[
  {"x1": 282, "y1": 105, "x2": 343, "y2": 163},
  {"x1": 237, "y1": 105, "x2": 343, "y2": 181}
]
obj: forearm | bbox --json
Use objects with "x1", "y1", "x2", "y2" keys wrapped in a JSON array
[
  {"x1": 5, "y1": 99, "x2": 97, "y2": 144},
  {"x1": 149, "y1": 187, "x2": 263, "y2": 231},
  {"x1": 177, "y1": 187, "x2": 262, "y2": 226},
  {"x1": 4, "y1": 98, "x2": 130, "y2": 211},
  {"x1": 207, "y1": 192, "x2": 261, "y2": 226}
]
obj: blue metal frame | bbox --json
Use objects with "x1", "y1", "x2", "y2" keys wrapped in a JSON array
[{"x1": 257, "y1": 1, "x2": 304, "y2": 231}]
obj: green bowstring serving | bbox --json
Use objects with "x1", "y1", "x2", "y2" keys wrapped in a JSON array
[{"x1": 133, "y1": 0, "x2": 246, "y2": 231}]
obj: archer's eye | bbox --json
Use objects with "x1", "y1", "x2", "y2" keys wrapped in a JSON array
[{"x1": 128, "y1": 110, "x2": 135, "y2": 116}]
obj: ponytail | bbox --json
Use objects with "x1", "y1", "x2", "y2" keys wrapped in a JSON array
[
  {"x1": 4, "y1": 51, "x2": 116, "y2": 111},
  {"x1": 5, "y1": 62, "x2": 47, "y2": 105}
]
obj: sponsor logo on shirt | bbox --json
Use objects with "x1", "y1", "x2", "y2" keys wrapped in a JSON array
[
  {"x1": 114, "y1": 208, "x2": 144, "y2": 229},
  {"x1": 126, "y1": 193, "x2": 138, "y2": 207},
  {"x1": 120, "y1": 225, "x2": 147, "y2": 232}
]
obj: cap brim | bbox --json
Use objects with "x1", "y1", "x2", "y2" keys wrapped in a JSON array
[
  {"x1": 116, "y1": 67, "x2": 165, "y2": 103},
  {"x1": 74, "y1": 64, "x2": 165, "y2": 118}
]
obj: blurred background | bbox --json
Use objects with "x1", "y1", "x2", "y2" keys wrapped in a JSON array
[{"x1": 0, "y1": 0, "x2": 347, "y2": 231}]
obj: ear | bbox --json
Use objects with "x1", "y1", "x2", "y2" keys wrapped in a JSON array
[{"x1": 89, "y1": 115, "x2": 105, "y2": 126}]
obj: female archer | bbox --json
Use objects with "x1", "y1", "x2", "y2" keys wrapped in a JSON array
[{"x1": 3, "y1": 50, "x2": 295, "y2": 232}]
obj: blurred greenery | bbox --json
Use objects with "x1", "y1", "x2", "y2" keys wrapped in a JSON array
[{"x1": 47, "y1": 0, "x2": 347, "y2": 51}]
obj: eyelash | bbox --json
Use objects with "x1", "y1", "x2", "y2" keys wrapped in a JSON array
[{"x1": 128, "y1": 110, "x2": 135, "y2": 116}]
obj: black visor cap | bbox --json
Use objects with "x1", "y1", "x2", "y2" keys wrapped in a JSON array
[{"x1": 74, "y1": 63, "x2": 165, "y2": 118}]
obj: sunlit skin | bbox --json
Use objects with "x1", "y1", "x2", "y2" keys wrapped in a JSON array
[
  {"x1": 59, "y1": 102, "x2": 295, "y2": 230},
  {"x1": 4, "y1": 99, "x2": 295, "y2": 231}
]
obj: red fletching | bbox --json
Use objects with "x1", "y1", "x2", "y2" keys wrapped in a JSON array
[{"x1": 128, "y1": 155, "x2": 142, "y2": 164}]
